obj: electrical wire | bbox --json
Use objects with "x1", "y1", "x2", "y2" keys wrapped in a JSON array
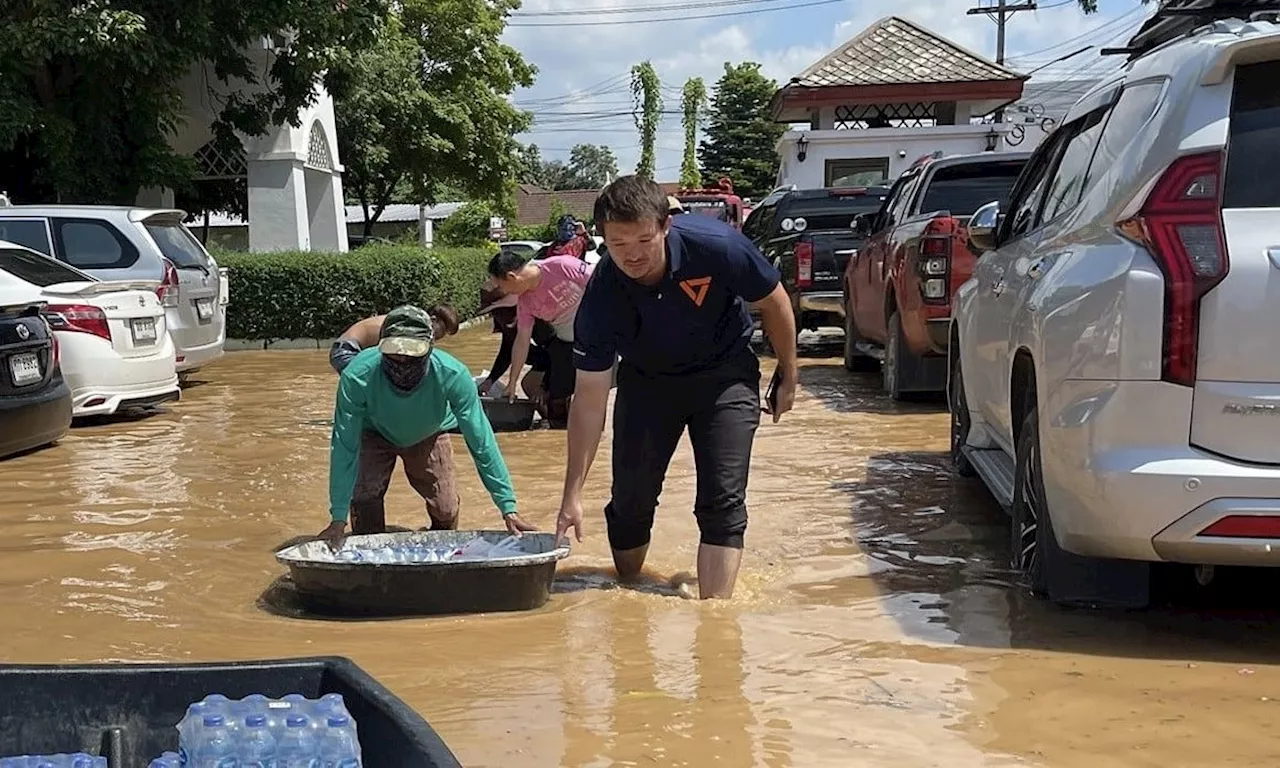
[
  {"x1": 513, "y1": 0, "x2": 792, "y2": 17},
  {"x1": 508, "y1": 0, "x2": 846, "y2": 26}
]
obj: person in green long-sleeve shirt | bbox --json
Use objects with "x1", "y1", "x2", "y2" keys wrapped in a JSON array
[{"x1": 317, "y1": 305, "x2": 537, "y2": 545}]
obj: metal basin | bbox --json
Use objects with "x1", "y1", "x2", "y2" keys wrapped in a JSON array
[
  {"x1": 275, "y1": 531, "x2": 569, "y2": 618},
  {"x1": 480, "y1": 397, "x2": 537, "y2": 431}
]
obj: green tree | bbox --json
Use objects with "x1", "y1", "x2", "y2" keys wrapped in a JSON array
[
  {"x1": 630, "y1": 62, "x2": 662, "y2": 179},
  {"x1": 680, "y1": 78, "x2": 707, "y2": 189},
  {"x1": 0, "y1": 1, "x2": 384, "y2": 204},
  {"x1": 568, "y1": 144, "x2": 617, "y2": 188},
  {"x1": 698, "y1": 62, "x2": 785, "y2": 200},
  {"x1": 332, "y1": 5, "x2": 533, "y2": 237}
]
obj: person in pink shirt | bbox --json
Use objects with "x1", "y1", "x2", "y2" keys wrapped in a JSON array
[{"x1": 486, "y1": 250, "x2": 594, "y2": 427}]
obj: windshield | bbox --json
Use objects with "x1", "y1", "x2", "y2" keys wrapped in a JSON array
[
  {"x1": 0, "y1": 247, "x2": 91, "y2": 287},
  {"x1": 917, "y1": 161, "x2": 1026, "y2": 218},
  {"x1": 785, "y1": 195, "x2": 886, "y2": 231},
  {"x1": 144, "y1": 220, "x2": 212, "y2": 269},
  {"x1": 681, "y1": 199, "x2": 730, "y2": 222}
]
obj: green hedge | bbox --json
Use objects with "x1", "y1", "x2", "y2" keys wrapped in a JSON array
[{"x1": 212, "y1": 244, "x2": 492, "y2": 341}]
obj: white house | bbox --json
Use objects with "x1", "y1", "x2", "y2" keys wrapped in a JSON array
[
  {"x1": 770, "y1": 16, "x2": 1029, "y2": 190},
  {"x1": 136, "y1": 37, "x2": 349, "y2": 253}
]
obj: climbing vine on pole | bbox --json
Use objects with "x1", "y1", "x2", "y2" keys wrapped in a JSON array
[
  {"x1": 679, "y1": 78, "x2": 707, "y2": 189},
  {"x1": 631, "y1": 61, "x2": 662, "y2": 179}
]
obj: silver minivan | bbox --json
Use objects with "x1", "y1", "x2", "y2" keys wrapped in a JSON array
[{"x1": 0, "y1": 206, "x2": 227, "y2": 374}]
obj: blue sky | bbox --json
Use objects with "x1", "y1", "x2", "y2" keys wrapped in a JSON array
[{"x1": 501, "y1": 0, "x2": 1149, "y2": 181}]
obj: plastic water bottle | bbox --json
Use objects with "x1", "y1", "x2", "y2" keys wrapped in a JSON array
[
  {"x1": 238, "y1": 713, "x2": 277, "y2": 767},
  {"x1": 276, "y1": 715, "x2": 318, "y2": 768},
  {"x1": 192, "y1": 714, "x2": 238, "y2": 767},
  {"x1": 318, "y1": 715, "x2": 361, "y2": 767},
  {"x1": 148, "y1": 752, "x2": 181, "y2": 768}
]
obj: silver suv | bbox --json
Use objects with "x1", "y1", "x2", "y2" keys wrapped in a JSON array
[
  {"x1": 0, "y1": 206, "x2": 227, "y2": 374},
  {"x1": 949, "y1": 7, "x2": 1280, "y2": 607}
]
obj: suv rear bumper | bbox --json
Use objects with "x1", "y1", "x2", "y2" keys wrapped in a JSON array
[
  {"x1": 798, "y1": 291, "x2": 843, "y2": 316},
  {"x1": 0, "y1": 382, "x2": 72, "y2": 459},
  {"x1": 175, "y1": 337, "x2": 225, "y2": 373},
  {"x1": 1042, "y1": 379, "x2": 1280, "y2": 566}
]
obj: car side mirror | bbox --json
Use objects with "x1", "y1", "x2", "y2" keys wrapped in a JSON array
[{"x1": 968, "y1": 201, "x2": 1001, "y2": 254}]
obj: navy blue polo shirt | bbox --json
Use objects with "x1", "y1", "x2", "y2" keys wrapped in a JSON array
[{"x1": 573, "y1": 214, "x2": 780, "y2": 376}]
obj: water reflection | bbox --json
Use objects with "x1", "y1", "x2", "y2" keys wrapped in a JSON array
[{"x1": 0, "y1": 330, "x2": 1278, "y2": 766}]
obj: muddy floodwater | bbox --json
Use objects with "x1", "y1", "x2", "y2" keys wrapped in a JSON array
[{"x1": 5, "y1": 327, "x2": 1280, "y2": 766}]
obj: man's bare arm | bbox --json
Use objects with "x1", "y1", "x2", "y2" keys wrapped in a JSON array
[
  {"x1": 752, "y1": 285, "x2": 797, "y2": 377},
  {"x1": 561, "y1": 369, "x2": 613, "y2": 502}
]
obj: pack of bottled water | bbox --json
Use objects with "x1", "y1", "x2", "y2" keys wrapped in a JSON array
[
  {"x1": 173, "y1": 692, "x2": 361, "y2": 767},
  {"x1": 0, "y1": 755, "x2": 106, "y2": 768},
  {"x1": 322, "y1": 535, "x2": 526, "y2": 565}
]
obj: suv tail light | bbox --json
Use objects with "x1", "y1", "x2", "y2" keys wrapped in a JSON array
[
  {"x1": 795, "y1": 242, "x2": 813, "y2": 288},
  {"x1": 44, "y1": 304, "x2": 111, "y2": 342},
  {"x1": 157, "y1": 258, "x2": 180, "y2": 308},
  {"x1": 48, "y1": 325, "x2": 60, "y2": 370},
  {"x1": 1117, "y1": 152, "x2": 1228, "y2": 387}
]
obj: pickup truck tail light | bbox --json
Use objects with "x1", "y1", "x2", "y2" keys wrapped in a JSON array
[
  {"x1": 1116, "y1": 151, "x2": 1227, "y2": 387},
  {"x1": 796, "y1": 242, "x2": 813, "y2": 288},
  {"x1": 918, "y1": 234, "x2": 950, "y2": 303},
  {"x1": 44, "y1": 304, "x2": 112, "y2": 342}
]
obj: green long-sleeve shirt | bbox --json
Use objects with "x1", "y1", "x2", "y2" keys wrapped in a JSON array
[{"x1": 328, "y1": 347, "x2": 517, "y2": 521}]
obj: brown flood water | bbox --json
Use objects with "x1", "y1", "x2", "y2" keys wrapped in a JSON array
[{"x1": 5, "y1": 326, "x2": 1280, "y2": 766}]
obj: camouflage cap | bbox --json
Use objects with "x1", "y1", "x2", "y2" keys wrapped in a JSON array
[{"x1": 378, "y1": 305, "x2": 435, "y2": 357}]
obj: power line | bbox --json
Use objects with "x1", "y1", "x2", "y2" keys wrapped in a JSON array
[
  {"x1": 513, "y1": 0, "x2": 789, "y2": 16},
  {"x1": 508, "y1": 0, "x2": 845, "y2": 26},
  {"x1": 1003, "y1": 5, "x2": 1146, "y2": 62}
]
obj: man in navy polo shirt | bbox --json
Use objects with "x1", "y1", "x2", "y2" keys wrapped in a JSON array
[{"x1": 554, "y1": 174, "x2": 798, "y2": 599}]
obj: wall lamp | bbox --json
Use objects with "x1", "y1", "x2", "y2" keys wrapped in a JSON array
[{"x1": 796, "y1": 134, "x2": 809, "y2": 162}]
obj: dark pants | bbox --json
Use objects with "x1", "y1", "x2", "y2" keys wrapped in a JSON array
[
  {"x1": 605, "y1": 352, "x2": 761, "y2": 551},
  {"x1": 350, "y1": 430, "x2": 460, "y2": 534},
  {"x1": 543, "y1": 338, "x2": 577, "y2": 427}
]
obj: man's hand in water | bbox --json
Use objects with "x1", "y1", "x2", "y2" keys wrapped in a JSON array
[
  {"x1": 317, "y1": 520, "x2": 347, "y2": 550},
  {"x1": 503, "y1": 512, "x2": 538, "y2": 537},
  {"x1": 554, "y1": 496, "x2": 584, "y2": 544}
]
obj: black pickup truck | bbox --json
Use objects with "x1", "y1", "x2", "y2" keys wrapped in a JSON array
[{"x1": 742, "y1": 185, "x2": 890, "y2": 337}]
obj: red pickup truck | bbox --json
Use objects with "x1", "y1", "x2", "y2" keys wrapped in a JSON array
[{"x1": 842, "y1": 151, "x2": 1030, "y2": 399}]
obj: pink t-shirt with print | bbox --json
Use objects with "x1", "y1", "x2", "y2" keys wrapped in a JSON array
[{"x1": 517, "y1": 255, "x2": 594, "y2": 342}]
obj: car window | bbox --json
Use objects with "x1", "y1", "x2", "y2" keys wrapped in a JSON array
[
  {"x1": 742, "y1": 205, "x2": 771, "y2": 242},
  {"x1": 779, "y1": 194, "x2": 885, "y2": 232},
  {"x1": 144, "y1": 220, "x2": 211, "y2": 268},
  {"x1": 1224, "y1": 59, "x2": 1280, "y2": 208},
  {"x1": 917, "y1": 160, "x2": 1027, "y2": 219},
  {"x1": 887, "y1": 173, "x2": 921, "y2": 228},
  {"x1": 1084, "y1": 81, "x2": 1164, "y2": 191},
  {"x1": 53, "y1": 219, "x2": 139, "y2": 270},
  {"x1": 0, "y1": 247, "x2": 91, "y2": 287},
  {"x1": 0, "y1": 219, "x2": 52, "y2": 256},
  {"x1": 1039, "y1": 107, "x2": 1109, "y2": 226},
  {"x1": 1000, "y1": 129, "x2": 1069, "y2": 242},
  {"x1": 749, "y1": 203, "x2": 777, "y2": 241}
]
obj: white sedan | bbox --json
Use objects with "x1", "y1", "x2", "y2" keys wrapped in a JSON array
[{"x1": 0, "y1": 241, "x2": 179, "y2": 417}]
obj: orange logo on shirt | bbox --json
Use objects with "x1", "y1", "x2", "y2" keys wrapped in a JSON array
[{"x1": 679, "y1": 276, "x2": 712, "y2": 307}]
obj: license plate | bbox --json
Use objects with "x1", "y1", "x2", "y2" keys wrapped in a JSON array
[
  {"x1": 9, "y1": 352, "x2": 41, "y2": 386},
  {"x1": 131, "y1": 317, "x2": 157, "y2": 344},
  {"x1": 195, "y1": 299, "x2": 213, "y2": 320}
]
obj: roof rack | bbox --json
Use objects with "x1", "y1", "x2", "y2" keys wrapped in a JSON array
[{"x1": 1108, "y1": 0, "x2": 1280, "y2": 59}]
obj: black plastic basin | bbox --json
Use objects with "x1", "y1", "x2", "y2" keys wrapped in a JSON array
[{"x1": 0, "y1": 656, "x2": 461, "y2": 768}]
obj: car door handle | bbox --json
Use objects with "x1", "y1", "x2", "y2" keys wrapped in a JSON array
[{"x1": 1027, "y1": 258, "x2": 1045, "y2": 279}]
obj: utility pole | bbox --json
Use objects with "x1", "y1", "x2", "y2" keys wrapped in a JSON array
[{"x1": 966, "y1": 0, "x2": 1037, "y2": 122}]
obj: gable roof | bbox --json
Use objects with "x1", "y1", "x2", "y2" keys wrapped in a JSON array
[{"x1": 791, "y1": 16, "x2": 1024, "y2": 89}]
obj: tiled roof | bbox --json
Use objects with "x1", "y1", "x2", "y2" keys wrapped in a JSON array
[
  {"x1": 515, "y1": 188, "x2": 599, "y2": 227},
  {"x1": 790, "y1": 16, "x2": 1024, "y2": 89}
]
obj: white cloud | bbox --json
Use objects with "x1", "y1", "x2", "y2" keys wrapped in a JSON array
[{"x1": 503, "y1": 0, "x2": 1142, "y2": 181}]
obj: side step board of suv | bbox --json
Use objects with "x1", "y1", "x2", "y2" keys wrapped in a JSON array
[{"x1": 962, "y1": 447, "x2": 1015, "y2": 514}]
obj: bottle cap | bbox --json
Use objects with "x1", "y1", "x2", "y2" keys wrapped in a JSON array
[
  {"x1": 286, "y1": 715, "x2": 309, "y2": 728},
  {"x1": 202, "y1": 714, "x2": 225, "y2": 727},
  {"x1": 245, "y1": 714, "x2": 267, "y2": 727}
]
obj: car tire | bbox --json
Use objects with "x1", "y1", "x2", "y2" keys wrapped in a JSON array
[
  {"x1": 883, "y1": 311, "x2": 907, "y2": 400},
  {"x1": 1011, "y1": 406, "x2": 1053, "y2": 596},
  {"x1": 948, "y1": 351, "x2": 977, "y2": 478},
  {"x1": 842, "y1": 298, "x2": 878, "y2": 373}
]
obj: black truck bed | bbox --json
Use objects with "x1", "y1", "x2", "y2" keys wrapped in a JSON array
[{"x1": 0, "y1": 656, "x2": 461, "y2": 768}]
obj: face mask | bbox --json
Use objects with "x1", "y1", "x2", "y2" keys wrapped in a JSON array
[{"x1": 382, "y1": 355, "x2": 428, "y2": 392}]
